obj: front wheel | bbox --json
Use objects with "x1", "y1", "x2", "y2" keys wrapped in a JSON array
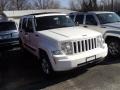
[
  {"x1": 39, "y1": 51, "x2": 54, "y2": 77},
  {"x1": 107, "y1": 39, "x2": 120, "y2": 57}
]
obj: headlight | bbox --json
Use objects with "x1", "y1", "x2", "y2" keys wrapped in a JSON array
[
  {"x1": 61, "y1": 42, "x2": 73, "y2": 55},
  {"x1": 52, "y1": 50, "x2": 63, "y2": 55},
  {"x1": 97, "y1": 35, "x2": 104, "y2": 48}
]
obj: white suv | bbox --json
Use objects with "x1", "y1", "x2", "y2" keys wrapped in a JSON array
[
  {"x1": 69, "y1": 11, "x2": 120, "y2": 57},
  {"x1": 19, "y1": 12, "x2": 108, "y2": 75}
]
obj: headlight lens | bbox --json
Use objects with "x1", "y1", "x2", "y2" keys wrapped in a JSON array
[
  {"x1": 61, "y1": 42, "x2": 73, "y2": 55},
  {"x1": 97, "y1": 35, "x2": 104, "y2": 48},
  {"x1": 52, "y1": 50, "x2": 63, "y2": 55}
]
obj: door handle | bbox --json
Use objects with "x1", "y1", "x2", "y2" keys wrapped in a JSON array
[{"x1": 35, "y1": 34, "x2": 39, "y2": 37}]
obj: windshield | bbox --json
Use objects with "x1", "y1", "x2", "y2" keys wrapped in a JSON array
[
  {"x1": 96, "y1": 13, "x2": 120, "y2": 24},
  {"x1": 0, "y1": 22, "x2": 16, "y2": 31},
  {"x1": 35, "y1": 15, "x2": 75, "y2": 31}
]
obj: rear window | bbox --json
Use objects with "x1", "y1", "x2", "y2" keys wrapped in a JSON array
[{"x1": 0, "y1": 22, "x2": 16, "y2": 31}]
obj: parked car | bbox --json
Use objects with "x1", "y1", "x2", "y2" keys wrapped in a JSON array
[
  {"x1": 19, "y1": 12, "x2": 108, "y2": 76},
  {"x1": 0, "y1": 20, "x2": 19, "y2": 50},
  {"x1": 69, "y1": 11, "x2": 120, "y2": 57}
]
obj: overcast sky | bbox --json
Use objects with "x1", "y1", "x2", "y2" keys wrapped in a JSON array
[
  {"x1": 59, "y1": 0, "x2": 70, "y2": 8},
  {"x1": 58, "y1": 0, "x2": 102, "y2": 8}
]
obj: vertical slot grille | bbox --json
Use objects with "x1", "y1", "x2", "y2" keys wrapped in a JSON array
[{"x1": 73, "y1": 38, "x2": 98, "y2": 54}]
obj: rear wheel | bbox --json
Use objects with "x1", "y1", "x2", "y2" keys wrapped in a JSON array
[{"x1": 106, "y1": 38, "x2": 120, "y2": 57}]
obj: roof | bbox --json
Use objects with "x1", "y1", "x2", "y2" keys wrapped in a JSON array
[
  {"x1": 35, "y1": 14, "x2": 67, "y2": 18},
  {"x1": 29, "y1": 12, "x2": 60, "y2": 15},
  {"x1": 87, "y1": 11, "x2": 115, "y2": 14},
  {"x1": 69, "y1": 11, "x2": 115, "y2": 15},
  {"x1": 23, "y1": 12, "x2": 66, "y2": 17}
]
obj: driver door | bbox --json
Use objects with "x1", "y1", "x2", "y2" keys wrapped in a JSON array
[
  {"x1": 26, "y1": 17, "x2": 37, "y2": 53},
  {"x1": 84, "y1": 14, "x2": 99, "y2": 32}
]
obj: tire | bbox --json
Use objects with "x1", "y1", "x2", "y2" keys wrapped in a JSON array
[
  {"x1": 106, "y1": 38, "x2": 120, "y2": 57},
  {"x1": 39, "y1": 50, "x2": 54, "y2": 77}
]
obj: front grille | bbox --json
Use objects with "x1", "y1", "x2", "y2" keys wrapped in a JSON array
[
  {"x1": 73, "y1": 38, "x2": 98, "y2": 54},
  {"x1": 0, "y1": 38, "x2": 19, "y2": 43}
]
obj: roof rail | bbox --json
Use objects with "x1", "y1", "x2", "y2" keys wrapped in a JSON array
[{"x1": 26, "y1": 12, "x2": 61, "y2": 16}]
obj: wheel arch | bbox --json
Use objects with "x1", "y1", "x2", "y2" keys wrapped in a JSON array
[
  {"x1": 105, "y1": 36, "x2": 120, "y2": 42},
  {"x1": 38, "y1": 48, "x2": 55, "y2": 70},
  {"x1": 38, "y1": 48, "x2": 51, "y2": 59}
]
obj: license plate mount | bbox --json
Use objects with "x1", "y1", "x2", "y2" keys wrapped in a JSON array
[{"x1": 86, "y1": 55, "x2": 96, "y2": 62}]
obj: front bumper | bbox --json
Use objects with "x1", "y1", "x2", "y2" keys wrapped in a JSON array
[{"x1": 52, "y1": 44, "x2": 108, "y2": 71}]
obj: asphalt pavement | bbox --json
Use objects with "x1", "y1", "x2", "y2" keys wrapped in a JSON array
[{"x1": 0, "y1": 47, "x2": 120, "y2": 90}]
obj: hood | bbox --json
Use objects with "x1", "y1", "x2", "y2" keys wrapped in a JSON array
[
  {"x1": 103, "y1": 22, "x2": 120, "y2": 29},
  {"x1": 38, "y1": 26, "x2": 101, "y2": 41}
]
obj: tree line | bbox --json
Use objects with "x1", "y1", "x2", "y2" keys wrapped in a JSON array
[
  {"x1": 0, "y1": 0, "x2": 120, "y2": 11},
  {"x1": 0, "y1": 0, "x2": 60, "y2": 11},
  {"x1": 70, "y1": 0, "x2": 120, "y2": 11}
]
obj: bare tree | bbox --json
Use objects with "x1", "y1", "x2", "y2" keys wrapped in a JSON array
[
  {"x1": 82, "y1": 0, "x2": 98, "y2": 11},
  {"x1": 0, "y1": 0, "x2": 10, "y2": 11},
  {"x1": 8, "y1": 0, "x2": 31, "y2": 10},
  {"x1": 33, "y1": 0, "x2": 60, "y2": 9},
  {"x1": 98, "y1": 0, "x2": 120, "y2": 11},
  {"x1": 99, "y1": 0, "x2": 111, "y2": 11},
  {"x1": 69, "y1": 0, "x2": 82, "y2": 11},
  {"x1": 69, "y1": 0, "x2": 98, "y2": 11}
]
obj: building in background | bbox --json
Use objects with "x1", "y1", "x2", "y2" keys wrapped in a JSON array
[
  {"x1": 0, "y1": 12, "x2": 8, "y2": 21},
  {"x1": 3, "y1": 9, "x2": 75, "y2": 25}
]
